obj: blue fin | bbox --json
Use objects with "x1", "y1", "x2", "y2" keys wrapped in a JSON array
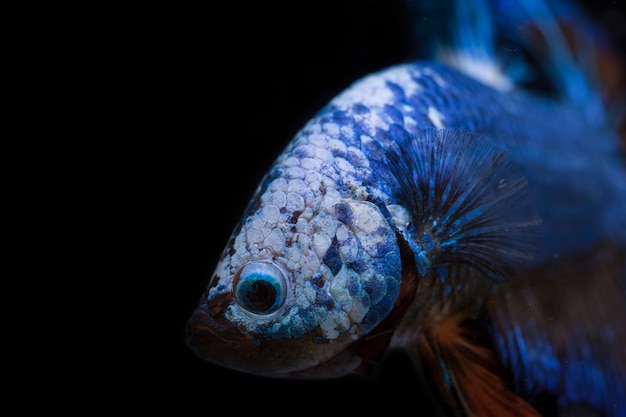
[
  {"x1": 409, "y1": 0, "x2": 510, "y2": 90},
  {"x1": 489, "y1": 242, "x2": 626, "y2": 416},
  {"x1": 384, "y1": 128, "x2": 542, "y2": 281},
  {"x1": 409, "y1": 0, "x2": 607, "y2": 121},
  {"x1": 492, "y1": 0, "x2": 605, "y2": 117}
]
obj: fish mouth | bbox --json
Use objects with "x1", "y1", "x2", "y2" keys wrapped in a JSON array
[
  {"x1": 185, "y1": 305, "x2": 305, "y2": 377},
  {"x1": 185, "y1": 304, "x2": 362, "y2": 378},
  {"x1": 185, "y1": 306, "x2": 251, "y2": 366}
]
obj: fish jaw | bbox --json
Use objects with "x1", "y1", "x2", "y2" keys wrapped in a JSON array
[
  {"x1": 185, "y1": 306, "x2": 250, "y2": 368},
  {"x1": 185, "y1": 299, "x2": 364, "y2": 378}
]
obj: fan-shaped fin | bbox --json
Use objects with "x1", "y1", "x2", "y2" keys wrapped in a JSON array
[{"x1": 384, "y1": 128, "x2": 542, "y2": 281}]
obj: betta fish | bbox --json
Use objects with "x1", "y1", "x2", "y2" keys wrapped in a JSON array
[{"x1": 186, "y1": 0, "x2": 626, "y2": 415}]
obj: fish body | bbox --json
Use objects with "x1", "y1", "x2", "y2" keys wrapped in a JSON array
[{"x1": 187, "y1": 1, "x2": 626, "y2": 415}]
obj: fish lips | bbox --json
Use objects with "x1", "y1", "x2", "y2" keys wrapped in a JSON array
[
  {"x1": 185, "y1": 306, "x2": 252, "y2": 368},
  {"x1": 185, "y1": 304, "x2": 309, "y2": 378}
]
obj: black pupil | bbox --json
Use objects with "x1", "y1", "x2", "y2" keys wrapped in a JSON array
[{"x1": 246, "y1": 280, "x2": 276, "y2": 309}]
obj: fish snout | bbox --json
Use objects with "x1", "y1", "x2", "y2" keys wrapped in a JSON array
[{"x1": 185, "y1": 306, "x2": 249, "y2": 364}]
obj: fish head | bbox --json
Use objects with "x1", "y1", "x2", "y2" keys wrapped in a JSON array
[{"x1": 186, "y1": 151, "x2": 405, "y2": 378}]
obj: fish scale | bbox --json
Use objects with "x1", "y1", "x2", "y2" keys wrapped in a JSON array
[{"x1": 317, "y1": 62, "x2": 623, "y2": 263}]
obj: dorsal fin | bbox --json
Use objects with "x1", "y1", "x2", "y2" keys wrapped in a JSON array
[
  {"x1": 493, "y1": 0, "x2": 606, "y2": 119},
  {"x1": 409, "y1": 0, "x2": 510, "y2": 90},
  {"x1": 409, "y1": 0, "x2": 608, "y2": 122}
]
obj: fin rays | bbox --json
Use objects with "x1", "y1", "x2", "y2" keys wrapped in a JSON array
[
  {"x1": 384, "y1": 128, "x2": 542, "y2": 280},
  {"x1": 420, "y1": 313, "x2": 543, "y2": 417}
]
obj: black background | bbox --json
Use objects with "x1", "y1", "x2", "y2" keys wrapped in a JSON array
[{"x1": 123, "y1": 0, "x2": 625, "y2": 414}]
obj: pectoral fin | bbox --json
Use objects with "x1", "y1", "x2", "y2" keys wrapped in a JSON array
[
  {"x1": 416, "y1": 313, "x2": 541, "y2": 417},
  {"x1": 383, "y1": 128, "x2": 542, "y2": 281}
]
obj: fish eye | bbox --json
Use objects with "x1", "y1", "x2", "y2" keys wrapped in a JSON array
[{"x1": 233, "y1": 261, "x2": 287, "y2": 315}]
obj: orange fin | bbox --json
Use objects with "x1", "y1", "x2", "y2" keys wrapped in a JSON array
[{"x1": 418, "y1": 313, "x2": 542, "y2": 417}]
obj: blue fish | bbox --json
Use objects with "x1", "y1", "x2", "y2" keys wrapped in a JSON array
[{"x1": 187, "y1": 0, "x2": 626, "y2": 415}]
